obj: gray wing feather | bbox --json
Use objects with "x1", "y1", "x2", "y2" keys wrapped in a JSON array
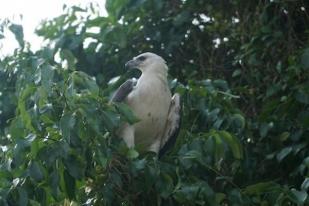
[
  {"x1": 159, "y1": 93, "x2": 181, "y2": 158},
  {"x1": 111, "y1": 79, "x2": 135, "y2": 102}
]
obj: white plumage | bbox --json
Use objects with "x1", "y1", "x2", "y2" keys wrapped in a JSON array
[{"x1": 112, "y1": 52, "x2": 181, "y2": 155}]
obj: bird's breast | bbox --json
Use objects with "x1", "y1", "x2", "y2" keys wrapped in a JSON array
[{"x1": 126, "y1": 77, "x2": 171, "y2": 148}]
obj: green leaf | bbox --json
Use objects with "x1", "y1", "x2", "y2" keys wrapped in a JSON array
[
  {"x1": 290, "y1": 189, "x2": 308, "y2": 205},
  {"x1": 101, "y1": 110, "x2": 120, "y2": 132},
  {"x1": 232, "y1": 69, "x2": 242, "y2": 77},
  {"x1": 295, "y1": 89, "x2": 309, "y2": 104},
  {"x1": 106, "y1": 0, "x2": 129, "y2": 20},
  {"x1": 213, "y1": 79, "x2": 228, "y2": 90},
  {"x1": 60, "y1": 113, "x2": 76, "y2": 139},
  {"x1": 18, "y1": 85, "x2": 36, "y2": 131},
  {"x1": 174, "y1": 182, "x2": 213, "y2": 203},
  {"x1": 173, "y1": 11, "x2": 190, "y2": 26},
  {"x1": 64, "y1": 155, "x2": 84, "y2": 179},
  {"x1": 127, "y1": 148, "x2": 139, "y2": 159},
  {"x1": 63, "y1": 169, "x2": 76, "y2": 200},
  {"x1": 9, "y1": 23, "x2": 24, "y2": 47},
  {"x1": 132, "y1": 158, "x2": 146, "y2": 170},
  {"x1": 157, "y1": 173, "x2": 174, "y2": 198},
  {"x1": 213, "y1": 134, "x2": 224, "y2": 163},
  {"x1": 243, "y1": 182, "x2": 280, "y2": 195},
  {"x1": 41, "y1": 64, "x2": 55, "y2": 91},
  {"x1": 72, "y1": 71, "x2": 99, "y2": 95},
  {"x1": 103, "y1": 26, "x2": 127, "y2": 48},
  {"x1": 215, "y1": 193, "x2": 226, "y2": 204},
  {"x1": 301, "y1": 178, "x2": 309, "y2": 191},
  {"x1": 182, "y1": 150, "x2": 202, "y2": 160},
  {"x1": 29, "y1": 161, "x2": 44, "y2": 182},
  {"x1": 114, "y1": 102, "x2": 140, "y2": 124},
  {"x1": 49, "y1": 170, "x2": 60, "y2": 198},
  {"x1": 71, "y1": 5, "x2": 86, "y2": 12},
  {"x1": 208, "y1": 108, "x2": 220, "y2": 121},
  {"x1": 86, "y1": 17, "x2": 108, "y2": 27},
  {"x1": 18, "y1": 187, "x2": 28, "y2": 206},
  {"x1": 279, "y1": 132, "x2": 290, "y2": 142},
  {"x1": 266, "y1": 84, "x2": 280, "y2": 97},
  {"x1": 276, "y1": 147, "x2": 292, "y2": 162},
  {"x1": 220, "y1": 131, "x2": 243, "y2": 159},
  {"x1": 61, "y1": 49, "x2": 77, "y2": 69},
  {"x1": 259, "y1": 122, "x2": 273, "y2": 138},
  {"x1": 25, "y1": 133, "x2": 37, "y2": 144},
  {"x1": 231, "y1": 114, "x2": 245, "y2": 130},
  {"x1": 300, "y1": 48, "x2": 309, "y2": 69}
]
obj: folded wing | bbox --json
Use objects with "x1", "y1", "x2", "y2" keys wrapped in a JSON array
[
  {"x1": 159, "y1": 93, "x2": 181, "y2": 158},
  {"x1": 111, "y1": 79, "x2": 135, "y2": 103}
]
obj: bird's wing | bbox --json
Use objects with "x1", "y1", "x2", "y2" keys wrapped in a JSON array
[
  {"x1": 159, "y1": 93, "x2": 181, "y2": 158},
  {"x1": 111, "y1": 79, "x2": 136, "y2": 102}
]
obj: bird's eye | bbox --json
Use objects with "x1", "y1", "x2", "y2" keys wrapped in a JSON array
[{"x1": 138, "y1": 56, "x2": 146, "y2": 61}]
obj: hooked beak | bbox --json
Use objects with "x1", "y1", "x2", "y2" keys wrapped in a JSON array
[{"x1": 125, "y1": 59, "x2": 139, "y2": 70}]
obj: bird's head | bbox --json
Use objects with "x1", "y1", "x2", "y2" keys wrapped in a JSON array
[{"x1": 125, "y1": 52, "x2": 167, "y2": 74}]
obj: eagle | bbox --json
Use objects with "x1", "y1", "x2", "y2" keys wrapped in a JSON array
[{"x1": 111, "y1": 52, "x2": 181, "y2": 157}]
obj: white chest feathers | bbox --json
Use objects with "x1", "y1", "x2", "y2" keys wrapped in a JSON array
[
  {"x1": 125, "y1": 73, "x2": 171, "y2": 149},
  {"x1": 115, "y1": 52, "x2": 181, "y2": 155}
]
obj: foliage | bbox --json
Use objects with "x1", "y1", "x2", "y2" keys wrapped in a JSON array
[{"x1": 0, "y1": 0, "x2": 309, "y2": 205}]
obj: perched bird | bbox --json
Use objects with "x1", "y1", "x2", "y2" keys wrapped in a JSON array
[{"x1": 111, "y1": 52, "x2": 181, "y2": 157}]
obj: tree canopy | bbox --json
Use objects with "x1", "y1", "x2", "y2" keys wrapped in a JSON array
[{"x1": 0, "y1": 0, "x2": 309, "y2": 205}]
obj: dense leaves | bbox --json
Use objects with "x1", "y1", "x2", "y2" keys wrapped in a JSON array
[{"x1": 0, "y1": 0, "x2": 309, "y2": 205}]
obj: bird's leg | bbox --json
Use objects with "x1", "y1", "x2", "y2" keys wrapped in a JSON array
[{"x1": 120, "y1": 124, "x2": 135, "y2": 148}]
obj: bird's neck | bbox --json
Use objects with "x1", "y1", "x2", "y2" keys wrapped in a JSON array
[
  {"x1": 142, "y1": 62, "x2": 168, "y2": 77},
  {"x1": 141, "y1": 67, "x2": 168, "y2": 85}
]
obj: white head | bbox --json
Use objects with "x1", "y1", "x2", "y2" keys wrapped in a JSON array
[{"x1": 125, "y1": 52, "x2": 168, "y2": 74}]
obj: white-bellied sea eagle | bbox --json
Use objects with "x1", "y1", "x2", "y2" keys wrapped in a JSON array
[{"x1": 111, "y1": 52, "x2": 181, "y2": 157}]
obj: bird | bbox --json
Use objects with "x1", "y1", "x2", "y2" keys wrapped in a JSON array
[{"x1": 111, "y1": 52, "x2": 181, "y2": 157}]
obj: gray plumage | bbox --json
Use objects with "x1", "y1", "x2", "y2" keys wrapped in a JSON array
[{"x1": 111, "y1": 79, "x2": 135, "y2": 102}]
